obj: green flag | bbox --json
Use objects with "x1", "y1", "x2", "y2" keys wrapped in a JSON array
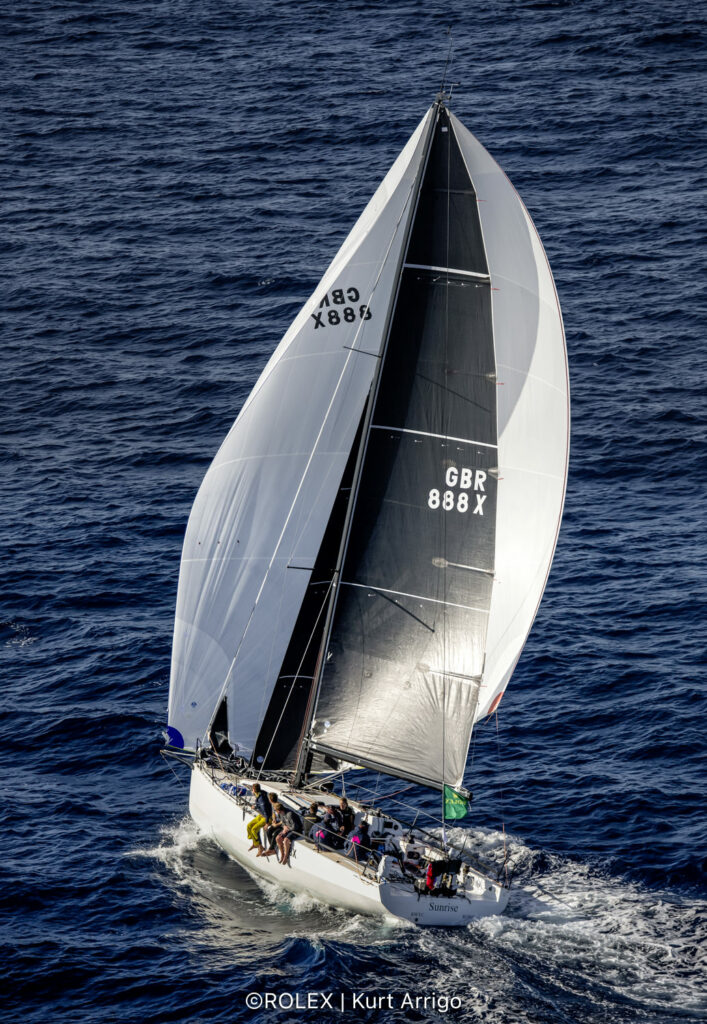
[{"x1": 443, "y1": 785, "x2": 469, "y2": 820}]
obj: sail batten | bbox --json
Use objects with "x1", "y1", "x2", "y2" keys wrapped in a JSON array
[
  {"x1": 371, "y1": 425, "x2": 498, "y2": 448},
  {"x1": 404, "y1": 263, "x2": 491, "y2": 280}
]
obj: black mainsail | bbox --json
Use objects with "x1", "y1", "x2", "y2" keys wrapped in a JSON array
[{"x1": 300, "y1": 106, "x2": 497, "y2": 791}]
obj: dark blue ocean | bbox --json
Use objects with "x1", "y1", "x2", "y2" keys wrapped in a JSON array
[{"x1": 3, "y1": 1, "x2": 705, "y2": 1021}]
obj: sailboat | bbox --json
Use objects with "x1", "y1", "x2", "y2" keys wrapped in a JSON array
[{"x1": 163, "y1": 92, "x2": 569, "y2": 926}]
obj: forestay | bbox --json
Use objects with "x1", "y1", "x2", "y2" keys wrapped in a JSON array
[{"x1": 167, "y1": 110, "x2": 434, "y2": 753}]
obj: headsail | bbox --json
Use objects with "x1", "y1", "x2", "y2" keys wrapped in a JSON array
[{"x1": 167, "y1": 110, "x2": 434, "y2": 753}]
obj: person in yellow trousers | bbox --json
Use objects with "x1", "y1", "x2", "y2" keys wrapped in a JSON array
[{"x1": 246, "y1": 783, "x2": 272, "y2": 852}]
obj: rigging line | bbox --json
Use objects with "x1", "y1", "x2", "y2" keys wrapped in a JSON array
[
  {"x1": 448, "y1": 91, "x2": 498, "y2": 825},
  {"x1": 410, "y1": 369, "x2": 495, "y2": 414},
  {"x1": 341, "y1": 557, "x2": 368, "y2": 755},
  {"x1": 161, "y1": 752, "x2": 190, "y2": 791},
  {"x1": 256, "y1": 576, "x2": 336, "y2": 779},
  {"x1": 355, "y1": 583, "x2": 435, "y2": 632},
  {"x1": 343, "y1": 580, "x2": 489, "y2": 615},
  {"x1": 205, "y1": 161, "x2": 424, "y2": 740},
  {"x1": 439, "y1": 25, "x2": 453, "y2": 96}
]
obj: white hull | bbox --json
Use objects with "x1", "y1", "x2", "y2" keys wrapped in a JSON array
[{"x1": 189, "y1": 762, "x2": 510, "y2": 927}]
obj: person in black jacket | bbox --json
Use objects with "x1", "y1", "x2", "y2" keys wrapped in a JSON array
[
  {"x1": 318, "y1": 806, "x2": 345, "y2": 850},
  {"x1": 302, "y1": 801, "x2": 322, "y2": 839},
  {"x1": 345, "y1": 820, "x2": 372, "y2": 863},
  {"x1": 338, "y1": 797, "x2": 355, "y2": 836}
]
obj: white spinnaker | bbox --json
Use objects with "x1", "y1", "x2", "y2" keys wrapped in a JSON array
[
  {"x1": 168, "y1": 110, "x2": 433, "y2": 753},
  {"x1": 451, "y1": 114, "x2": 570, "y2": 723}
]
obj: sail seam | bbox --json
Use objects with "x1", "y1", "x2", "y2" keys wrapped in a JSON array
[{"x1": 207, "y1": 450, "x2": 346, "y2": 475}]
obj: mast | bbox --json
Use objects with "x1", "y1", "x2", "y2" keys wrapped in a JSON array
[{"x1": 293, "y1": 100, "x2": 443, "y2": 787}]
